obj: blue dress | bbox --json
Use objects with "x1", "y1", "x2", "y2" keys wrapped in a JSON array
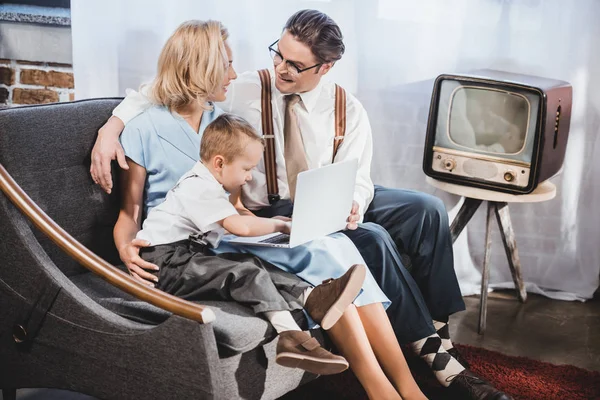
[
  {"x1": 214, "y1": 235, "x2": 390, "y2": 309},
  {"x1": 120, "y1": 104, "x2": 390, "y2": 309}
]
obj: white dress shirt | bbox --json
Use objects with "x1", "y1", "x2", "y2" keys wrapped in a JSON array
[
  {"x1": 137, "y1": 162, "x2": 237, "y2": 246},
  {"x1": 113, "y1": 70, "x2": 375, "y2": 218}
]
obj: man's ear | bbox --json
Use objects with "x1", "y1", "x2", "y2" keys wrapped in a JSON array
[{"x1": 318, "y1": 62, "x2": 334, "y2": 76}]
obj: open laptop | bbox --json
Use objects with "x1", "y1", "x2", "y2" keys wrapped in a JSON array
[{"x1": 226, "y1": 158, "x2": 358, "y2": 248}]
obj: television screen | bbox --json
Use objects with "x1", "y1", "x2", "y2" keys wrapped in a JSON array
[
  {"x1": 434, "y1": 79, "x2": 540, "y2": 165},
  {"x1": 449, "y1": 87, "x2": 529, "y2": 155}
]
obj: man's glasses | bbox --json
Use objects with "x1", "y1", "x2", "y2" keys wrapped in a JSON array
[{"x1": 268, "y1": 40, "x2": 322, "y2": 77}]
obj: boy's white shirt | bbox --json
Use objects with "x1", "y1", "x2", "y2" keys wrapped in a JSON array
[
  {"x1": 136, "y1": 162, "x2": 237, "y2": 246},
  {"x1": 113, "y1": 71, "x2": 375, "y2": 219}
]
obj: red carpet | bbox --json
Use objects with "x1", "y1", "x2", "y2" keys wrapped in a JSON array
[{"x1": 280, "y1": 344, "x2": 600, "y2": 400}]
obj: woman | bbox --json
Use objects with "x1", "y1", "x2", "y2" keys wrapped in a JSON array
[{"x1": 106, "y1": 20, "x2": 426, "y2": 400}]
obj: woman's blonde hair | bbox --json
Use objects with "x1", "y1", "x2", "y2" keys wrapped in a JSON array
[{"x1": 150, "y1": 20, "x2": 229, "y2": 111}]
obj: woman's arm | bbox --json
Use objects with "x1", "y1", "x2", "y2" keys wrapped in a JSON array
[
  {"x1": 222, "y1": 214, "x2": 291, "y2": 237},
  {"x1": 114, "y1": 159, "x2": 159, "y2": 285}
]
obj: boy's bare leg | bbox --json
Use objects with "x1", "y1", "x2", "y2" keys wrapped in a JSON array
[
  {"x1": 328, "y1": 304, "x2": 401, "y2": 400},
  {"x1": 356, "y1": 303, "x2": 427, "y2": 400}
]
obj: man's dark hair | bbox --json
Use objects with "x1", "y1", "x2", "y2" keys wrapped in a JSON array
[{"x1": 284, "y1": 9, "x2": 345, "y2": 64}]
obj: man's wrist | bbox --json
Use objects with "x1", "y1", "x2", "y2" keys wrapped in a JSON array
[{"x1": 99, "y1": 116, "x2": 125, "y2": 138}]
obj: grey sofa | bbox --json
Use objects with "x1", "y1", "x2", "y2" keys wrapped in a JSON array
[{"x1": 0, "y1": 99, "x2": 326, "y2": 400}]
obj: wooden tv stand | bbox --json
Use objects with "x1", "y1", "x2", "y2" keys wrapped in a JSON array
[{"x1": 426, "y1": 177, "x2": 557, "y2": 334}]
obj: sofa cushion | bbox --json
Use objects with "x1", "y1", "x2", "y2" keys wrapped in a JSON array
[{"x1": 71, "y1": 271, "x2": 309, "y2": 355}]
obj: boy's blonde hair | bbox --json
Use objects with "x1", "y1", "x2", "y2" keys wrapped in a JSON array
[
  {"x1": 201, "y1": 114, "x2": 264, "y2": 163},
  {"x1": 150, "y1": 20, "x2": 229, "y2": 111}
]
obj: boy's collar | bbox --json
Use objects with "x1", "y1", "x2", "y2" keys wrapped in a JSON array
[{"x1": 191, "y1": 162, "x2": 228, "y2": 193}]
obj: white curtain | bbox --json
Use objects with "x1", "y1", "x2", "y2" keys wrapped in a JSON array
[{"x1": 71, "y1": 0, "x2": 600, "y2": 301}]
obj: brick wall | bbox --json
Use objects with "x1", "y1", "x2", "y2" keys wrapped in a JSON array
[{"x1": 0, "y1": 59, "x2": 74, "y2": 107}]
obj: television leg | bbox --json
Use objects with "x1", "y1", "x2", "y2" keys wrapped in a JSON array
[
  {"x1": 478, "y1": 201, "x2": 495, "y2": 335},
  {"x1": 2, "y1": 388, "x2": 17, "y2": 400},
  {"x1": 450, "y1": 197, "x2": 483, "y2": 243},
  {"x1": 494, "y1": 202, "x2": 527, "y2": 303}
]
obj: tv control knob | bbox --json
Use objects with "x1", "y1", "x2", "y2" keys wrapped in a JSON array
[
  {"x1": 443, "y1": 159, "x2": 456, "y2": 171},
  {"x1": 504, "y1": 171, "x2": 516, "y2": 182}
]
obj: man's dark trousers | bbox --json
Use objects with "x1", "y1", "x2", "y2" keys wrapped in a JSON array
[{"x1": 360, "y1": 185, "x2": 466, "y2": 323}]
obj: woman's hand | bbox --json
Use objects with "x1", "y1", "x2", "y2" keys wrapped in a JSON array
[
  {"x1": 118, "y1": 238, "x2": 159, "y2": 286},
  {"x1": 90, "y1": 116, "x2": 128, "y2": 194}
]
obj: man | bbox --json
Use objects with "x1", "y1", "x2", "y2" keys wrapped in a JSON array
[{"x1": 90, "y1": 10, "x2": 511, "y2": 400}]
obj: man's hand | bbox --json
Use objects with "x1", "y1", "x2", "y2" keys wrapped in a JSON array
[
  {"x1": 346, "y1": 200, "x2": 360, "y2": 230},
  {"x1": 90, "y1": 116, "x2": 128, "y2": 194},
  {"x1": 118, "y1": 238, "x2": 159, "y2": 286}
]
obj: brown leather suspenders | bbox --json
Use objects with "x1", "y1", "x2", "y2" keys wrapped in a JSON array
[
  {"x1": 333, "y1": 83, "x2": 347, "y2": 163},
  {"x1": 258, "y1": 69, "x2": 346, "y2": 204},
  {"x1": 258, "y1": 69, "x2": 280, "y2": 204}
]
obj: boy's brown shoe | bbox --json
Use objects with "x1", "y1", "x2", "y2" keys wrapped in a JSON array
[
  {"x1": 304, "y1": 264, "x2": 366, "y2": 330},
  {"x1": 275, "y1": 330, "x2": 349, "y2": 375}
]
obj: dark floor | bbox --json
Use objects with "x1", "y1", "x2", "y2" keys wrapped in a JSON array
[
  {"x1": 450, "y1": 291, "x2": 600, "y2": 372},
  {"x1": 2, "y1": 291, "x2": 599, "y2": 399}
]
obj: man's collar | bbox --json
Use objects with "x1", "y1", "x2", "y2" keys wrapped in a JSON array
[
  {"x1": 296, "y1": 79, "x2": 323, "y2": 113},
  {"x1": 270, "y1": 70, "x2": 324, "y2": 113}
]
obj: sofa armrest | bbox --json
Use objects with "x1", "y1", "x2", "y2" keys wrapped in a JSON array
[{"x1": 0, "y1": 163, "x2": 215, "y2": 324}]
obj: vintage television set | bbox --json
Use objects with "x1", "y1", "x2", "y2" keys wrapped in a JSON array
[{"x1": 423, "y1": 69, "x2": 572, "y2": 194}]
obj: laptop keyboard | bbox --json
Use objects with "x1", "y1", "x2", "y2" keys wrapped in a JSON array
[{"x1": 259, "y1": 234, "x2": 290, "y2": 244}]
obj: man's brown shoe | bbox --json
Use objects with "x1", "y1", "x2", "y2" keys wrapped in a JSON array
[
  {"x1": 275, "y1": 330, "x2": 349, "y2": 375},
  {"x1": 304, "y1": 264, "x2": 366, "y2": 330}
]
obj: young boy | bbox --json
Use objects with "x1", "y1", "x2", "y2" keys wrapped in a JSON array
[{"x1": 137, "y1": 113, "x2": 369, "y2": 375}]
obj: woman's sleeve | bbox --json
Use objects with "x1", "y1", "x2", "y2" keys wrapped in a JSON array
[{"x1": 119, "y1": 124, "x2": 147, "y2": 168}]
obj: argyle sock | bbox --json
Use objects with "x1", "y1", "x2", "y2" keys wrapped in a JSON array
[
  {"x1": 433, "y1": 320, "x2": 454, "y2": 352},
  {"x1": 410, "y1": 333, "x2": 465, "y2": 387}
]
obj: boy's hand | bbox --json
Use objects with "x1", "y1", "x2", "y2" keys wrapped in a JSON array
[
  {"x1": 271, "y1": 216, "x2": 292, "y2": 222},
  {"x1": 272, "y1": 218, "x2": 292, "y2": 234},
  {"x1": 280, "y1": 221, "x2": 292, "y2": 235},
  {"x1": 272, "y1": 216, "x2": 292, "y2": 234},
  {"x1": 346, "y1": 200, "x2": 360, "y2": 230}
]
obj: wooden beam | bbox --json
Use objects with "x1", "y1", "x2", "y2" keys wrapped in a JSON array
[
  {"x1": 450, "y1": 197, "x2": 483, "y2": 243},
  {"x1": 495, "y1": 202, "x2": 527, "y2": 303}
]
